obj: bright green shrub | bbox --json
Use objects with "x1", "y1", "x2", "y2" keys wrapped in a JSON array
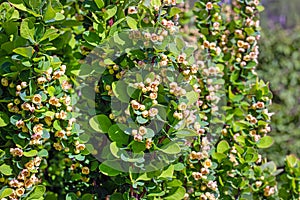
[{"x1": 0, "y1": 0, "x2": 299, "y2": 199}]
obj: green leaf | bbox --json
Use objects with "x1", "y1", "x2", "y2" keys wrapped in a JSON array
[
  {"x1": 75, "y1": 154, "x2": 85, "y2": 161},
  {"x1": 8, "y1": 0, "x2": 28, "y2": 11},
  {"x1": 13, "y1": 46, "x2": 34, "y2": 58},
  {"x1": 99, "y1": 161, "x2": 121, "y2": 176},
  {"x1": 167, "y1": 180, "x2": 183, "y2": 187},
  {"x1": 28, "y1": 0, "x2": 42, "y2": 10},
  {"x1": 158, "y1": 165, "x2": 174, "y2": 179},
  {"x1": 104, "y1": 6, "x2": 117, "y2": 20},
  {"x1": 136, "y1": 173, "x2": 151, "y2": 181},
  {"x1": 53, "y1": 120, "x2": 62, "y2": 131},
  {"x1": 169, "y1": 7, "x2": 181, "y2": 17},
  {"x1": 148, "y1": 191, "x2": 166, "y2": 197},
  {"x1": 110, "y1": 142, "x2": 120, "y2": 158},
  {"x1": 159, "y1": 142, "x2": 181, "y2": 154},
  {"x1": 257, "y1": 5, "x2": 265, "y2": 12},
  {"x1": 39, "y1": 29, "x2": 59, "y2": 42},
  {"x1": 9, "y1": 0, "x2": 41, "y2": 17},
  {"x1": 0, "y1": 164, "x2": 13, "y2": 176},
  {"x1": 186, "y1": 91, "x2": 199, "y2": 106},
  {"x1": 83, "y1": 31, "x2": 100, "y2": 46},
  {"x1": 244, "y1": 147, "x2": 258, "y2": 163},
  {"x1": 23, "y1": 150, "x2": 38, "y2": 157},
  {"x1": 212, "y1": 152, "x2": 227, "y2": 163},
  {"x1": 54, "y1": 13, "x2": 65, "y2": 21},
  {"x1": 174, "y1": 163, "x2": 185, "y2": 171},
  {"x1": 286, "y1": 154, "x2": 298, "y2": 168},
  {"x1": 228, "y1": 86, "x2": 244, "y2": 102},
  {"x1": 151, "y1": 0, "x2": 161, "y2": 7},
  {"x1": 217, "y1": 140, "x2": 230, "y2": 153},
  {"x1": 136, "y1": 115, "x2": 148, "y2": 124},
  {"x1": 164, "y1": 187, "x2": 186, "y2": 200},
  {"x1": 47, "y1": 86, "x2": 56, "y2": 96},
  {"x1": 26, "y1": 185, "x2": 46, "y2": 200},
  {"x1": 82, "y1": 194, "x2": 94, "y2": 200},
  {"x1": 44, "y1": 2, "x2": 56, "y2": 21},
  {"x1": 89, "y1": 114, "x2": 112, "y2": 133},
  {"x1": 0, "y1": 188, "x2": 13, "y2": 199},
  {"x1": 108, "y1": 124, "x2": 129, "y2": 145},
  {"x1": 245, "y1": 27, "x2": 254, "y2": 35},
  {"x1": 175, "y1": 129, "x2": 197, "y2": 138},
  {"x1": 0, "y1": 150, "x2": 5, "y2": 159},
  {"x1": 66, "y1": 193, "x2": 77, "y2": 200},
  {"x1": 131, "y1": 141, "x2": 146, "y2": 153},
  {"x1": 126, "y1": 16, "x2": 138, "y2": 30},
  {"x1": 94, "y1": 0, "x2": 104, "y2": 9},
  {"x1": 256, "y1": 136, "x2": 274, "y2": 148},
  {"x1": 112, "y1": 81, "x2": 130, "y2": 102},
  {"x1": 20, "y1": 19, "x2": 35, "y2": 42},
  {"x1": 110, "y1": 193, "x2": 123, "y2": 200},
  {"x1": 38, "y1": 149, "x2": 48, "y2": 157},
  {"x1": 0, "y1": 112, "x2": 9, "y2": 127},
  {"x1": 261, "y1": 161, "x2": 277, "y2": 174}
]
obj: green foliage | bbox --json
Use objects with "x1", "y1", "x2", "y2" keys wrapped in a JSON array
[{"x1": 0, "y1": 0, "x2": 299, "y2": 199}]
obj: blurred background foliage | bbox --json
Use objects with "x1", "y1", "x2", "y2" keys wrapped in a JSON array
[{"x1": 258, "y1": 0, "x2": 300, "y2": 166}]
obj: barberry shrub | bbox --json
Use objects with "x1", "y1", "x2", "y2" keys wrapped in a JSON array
[{"x1": 0, "y1": 0, "x2": 299, "y2": 200}]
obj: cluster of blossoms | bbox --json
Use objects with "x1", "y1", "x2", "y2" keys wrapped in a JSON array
[
  {"x1": 3, "y1": 153, "x2": 42, "y2": 199},
  {"x1": 8, "y1": 172, "x2": 40, "y2": 199},
  {"x1": 1, "y1": 63, "x2": 89, "y2": 199},
  {"x1": 2, "y1": 0, "x2": 297, "y2": 199},
  {"x1": 185, "y1": 135, "x2": 218, "y2": 199}
]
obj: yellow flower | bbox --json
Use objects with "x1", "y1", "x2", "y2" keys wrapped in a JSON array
[
  {"x1": 10, "y1": 148, "x2": 23, "y2": 157},
  {"x1": 25, "y1": 160, "x2": 35, "y2": 170},
  {"x1": 178, "y1": 102, "x2": 187, "y2": 111},
  {"x1": 177, "y1": 54, "x2": 186, "y2": 63},
  {"x1": 21, "y1": 82, "x2": 27, "y2": 88},
  {"x1": 206, "y1": 2, "x2": 213, "y2": 10},
  {"x1": 61, "y1": 80, "x2": 72, "y2": 90},
  {"x1": 16, "y1": 187, "x2": 25, "y2": 197},
  {"x1": 52, "y1": 70, "x2": 63, "y2": 80},
  {"x1": 128, "y1": 6, "x2": 137, "y2": 14},
  {"x1": 82, "y1": 167, "x2": 90, "y2": 175},
  {"x1": 16, "y1": 120, "x2": 25, "y2": 129},
  {"x1": 138, "y1": 126, "x2": 147, "y2": 136},
  {"x1": 76, "y1": 144, "x2": 86, "y2": 151},
  {"x1": 24, "y1": 179, "x2": 33, "y2": 188},
  {"x1": 37, "y1": 76, "x2": 47, "y2": 84},
  {"x1": 9, "y1": 179, "x2": 20, "y2": 187},
  {"x1": 55, "y1": 130, "x2": 65, "y2": 138},
  {"x1": 256, "y1": 101, "x2": 265, "y2": 109},
  {"x1": 149, "y1": 108, "x2": 158, "y2": 117},
  {"x1": 63, "y1": 95, "x2": 71, "y2": 105},
  {"x1": 56, "y1": 110, "x2": 67, "y2": 120},
  {"x1": 16, "y1": 85, "x2": 22, "y2": 91},
  {"x1": 134, "y1": 134, "x2": 142, "y2": 142},
  {"x1": 34, "y1": 157, "x2": 42, "y2": 166},
  {"x1": 149, "y1": 92, "x2": 157, "y2": 100},
  {"x1": 146, "y1": 138, "x2": 152, "y2": 149},
  {"x1": 192, "y1": 172, "x2": 202, "y2": 180},
  {"x1": 32, "y1": 94, "x2": 42, "y2": 104},
  {"x1": 33, "y1": 124, "x2": 44, "y2": 135},
  {"x1": 1, "y1": 77, "x2": 8, "y2": 86},
  {"x1": 203, "y1": 159, "x2": 212, "y2": 168},
  {"x1": 131, "y1": 100, "x2": 140, "y2": 110},
  {"x1": 49, "y1": 97, "x2": 61, "y2": 107},
  {"x1": 53, "y1": 142, "x2": 63, "y2": 151}
]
